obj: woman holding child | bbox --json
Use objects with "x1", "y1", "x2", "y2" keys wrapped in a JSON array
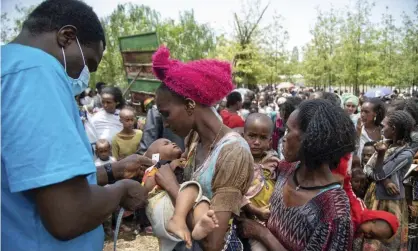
[
  {"x1": 149, "y1": 46, "x2": 254, "y2": 251},
  {"x1": 239, "y1": 99, "x2": 355, "y2": 250}
]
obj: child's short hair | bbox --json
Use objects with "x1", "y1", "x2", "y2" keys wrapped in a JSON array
[
  {"x1": 244, "y1": 113, "x2": 273, "y2": 135},
  {"x1": 363, "y1": 141, "x2": 376, "y2": 148},
  {"x1": 352, "y1": 168, "x2": 366, "y2": 178},
  {"x1": 96, "y1": 139, "x2": 110, "y2": 149},
  {"x1": 119, "y1": 106, "x2": 136, "y2": 117}
]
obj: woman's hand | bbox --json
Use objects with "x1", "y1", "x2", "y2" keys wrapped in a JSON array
[
  {"x1": 236, "y1": 217, "x2": 265, "y2": 240},
  {"x1": 384, "y1": 181, "x2": 400, "y2": 195},
  {"x1": 155, "y1": 164, "x2": 179, "y2": 191},
  {"x1": 374, "y1": 141, "x2": 388, "y2": 154},
  {"x1": 169, "y1": 158, "x2": 187, "y2": 170},
  {"x1": 356, "y1": 119, "x2": 363, "y2": 138},
  {"x1": 254, "y1": 205, "x2": 271, "y2": 221}
]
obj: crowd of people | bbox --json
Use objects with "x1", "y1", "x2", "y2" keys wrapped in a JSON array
[
  {"x1": 215, "y1": 85, "x2": 418, "y2": 251},
  {"x1": 2, "y1": 1, "x2": 418, "y2": 251}
]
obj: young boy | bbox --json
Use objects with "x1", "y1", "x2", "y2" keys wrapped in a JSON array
[
  {"x1": 351, "y1": 168, "x2": 367, "y2": 199},
  {"x1": 242, "y1": 113, "x2": 279, "y2": 251},
  {"x1": 361, "y1": 141, "x2": 376, "y2": 168},
  {"x1": 94, "y1": 139, "x2": 116, "y2": 166},
  {"x1": 112, "y1": 107, "x2": 143, "y2": 160},
  {"x1": 143, "y1": 139, "x2": 219, "y2": 250}
]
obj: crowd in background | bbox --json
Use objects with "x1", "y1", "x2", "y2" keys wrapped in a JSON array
[{"x1": 74, "y1": 78, "x2": 418, "y2": 251}]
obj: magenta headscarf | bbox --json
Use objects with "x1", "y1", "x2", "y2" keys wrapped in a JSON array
[{"x1": 152, "y1": 46, "x2": 235, "y2": 106}]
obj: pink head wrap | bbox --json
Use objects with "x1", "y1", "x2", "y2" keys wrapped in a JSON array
[{"x1": 152, "y1": 46, "x2": 235, "y2": 106}]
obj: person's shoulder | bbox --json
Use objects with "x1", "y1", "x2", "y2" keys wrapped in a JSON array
[
  {"x1": 92, "y1": 109, "x2": 106, "y2": 118},
  {"x1": 401, "y1": 147, "x2": 414, "y2": 157},
  {"x1": 217, "y1": 132, "x2": 252, "y2": 159},
  {"x1": 314, "y1": 188, "x2": 351, "y2": 220},
  {"x1": 1, "y1": 44, "x2": 63, "y2": 76}
]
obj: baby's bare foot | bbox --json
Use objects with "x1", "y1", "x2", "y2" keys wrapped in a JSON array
[
  {"x1": 166, "y1": 216, "x2": 192, "y2": 248},
  {"x1": 192, "y1": 210, "x2": 219, "y2": 240}
]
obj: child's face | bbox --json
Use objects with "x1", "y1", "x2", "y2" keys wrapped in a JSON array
[
  {"x1": 244, "y1": 120, "x2": 272, "y2": 158},
  {"x1": 362, "y1": 146, "x2": 375, "y2": 166},
  {"x1": 120, "y1": 111, "x2": 135, "y2": 130},
  {"x1": 250, "y1": 105, "x2": 258, "y2": 114},
  {"x1": 351, "y1": 176, "x2": 366, "y2": 195},
  {"x1": 154, "y1": 139, "x2": 183, "y2": 161},
  {"x1": 96, "y1": 144, "x2": 111, "y2": 161},
  {"x1": 358, "y1": 220, "x2": 393, "y2": 240}
]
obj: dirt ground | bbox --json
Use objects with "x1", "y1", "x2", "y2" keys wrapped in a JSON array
[{"x1": 103, "y1": 234, "x2": 159, "y2": 251}]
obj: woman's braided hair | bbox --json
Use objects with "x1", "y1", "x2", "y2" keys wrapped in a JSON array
[
  {"x1": 279, "y1": 96, "x2": 302, "y2": 122},
  {"x1": 297, "y1": 99, "x2": 356, "y2": 170},
  {"x1": 387, "y1": 110, "x2": 415, "y2": 143},
  {"x1": 365, "y1": 98, "x2": 386, "y2": 126}
]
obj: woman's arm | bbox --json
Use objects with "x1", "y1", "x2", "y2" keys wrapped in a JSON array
[
  {"x1": 259, "y1": 228, "x2": 288, "y2": 251},
  {"x1": 371, "y1": 150, "x2": 412, "y2": 181},
  {"x1": 238, "y1": 218, "x2": 288, "y2": 251},
  {"x1": 199, "y1": 212, "x2": 232, "y2": 251},
  {"x1": 371, "y1": 151, "x2": 386, "y2": 179},
  {"x1": 243, "y1": 204, "x2": 270, "y2": 221},
  {"x1": 199, "y1": 143, "x2": 254, "y2": 250}
]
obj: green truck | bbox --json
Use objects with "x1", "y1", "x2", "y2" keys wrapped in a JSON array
[{"x1": 119, "y1": 31, "x2": 161, "y2": 116}]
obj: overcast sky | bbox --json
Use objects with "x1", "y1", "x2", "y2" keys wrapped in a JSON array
[{"x1": 1, "y1": 0, "x2": 416, "y2": 49}]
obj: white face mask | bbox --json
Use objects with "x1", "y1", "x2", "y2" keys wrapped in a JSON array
[{"x1": 62, "y1": 37, "x2": 90, "y2": 96}]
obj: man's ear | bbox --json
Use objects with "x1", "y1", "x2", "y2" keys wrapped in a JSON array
[{"x1": 57, "y1": 25, "x2": 77, "y2": 48}]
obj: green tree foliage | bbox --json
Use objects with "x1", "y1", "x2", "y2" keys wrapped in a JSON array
[
  {"x1": 399, "y1": 4, "x2": 418, "y2": 90},
  {"x1": 4, "y1": 0, "x2": 418, "y2": 91},
  {"x1": 1, "y1": 6, "x2": 34, "y2": 44},
  {"x1": 90, "y1": 4, "x2": 216, "y2": 88},
  {"x1": 2, "y1": 3, "x2": 215, "y2": 89},
  {"x1": 302, "y1": 0, "x2": 418, "y2": 94},
  {"x1": 230, "y1": 0, "x2": 270, "y2": 86}
]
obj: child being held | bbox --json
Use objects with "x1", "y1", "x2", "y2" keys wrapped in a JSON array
[
  {"x1": 94, "y1": 139, "x2": 116, "y2": 166},
  {"x1": 143, "y1": 139, "x2": 219, "y2": 250},
  {"x1": 351, "y1": 168, "x2": 368, "y2": 199},
  {"x1": 112, "y1": 107, "x2": 143, "y2": 160},
  {"x1": 242, "y1": 113, "x2": 279, "y2": 251}
]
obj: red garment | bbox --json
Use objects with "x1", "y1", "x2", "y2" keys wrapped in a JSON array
[
  {"x1": 361, "y1": 209, "x2": 399, "y2": 235},
  {"x1": 333, "y1": 154, "x2": 399, "y2": 234},
  {"x1": 333, "y1": 154, "x2": 365, "y2": 230},
  {"x1": 220, "y1": 109, "x2": 245, "y2": 128}
]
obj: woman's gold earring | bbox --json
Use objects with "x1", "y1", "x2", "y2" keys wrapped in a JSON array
[
  {"x1": 189, "y1": 102, "x2": 196, "y2": 110},
  {"x1": 186, "y1": 100, "x2": 196, "y2": 116}
]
